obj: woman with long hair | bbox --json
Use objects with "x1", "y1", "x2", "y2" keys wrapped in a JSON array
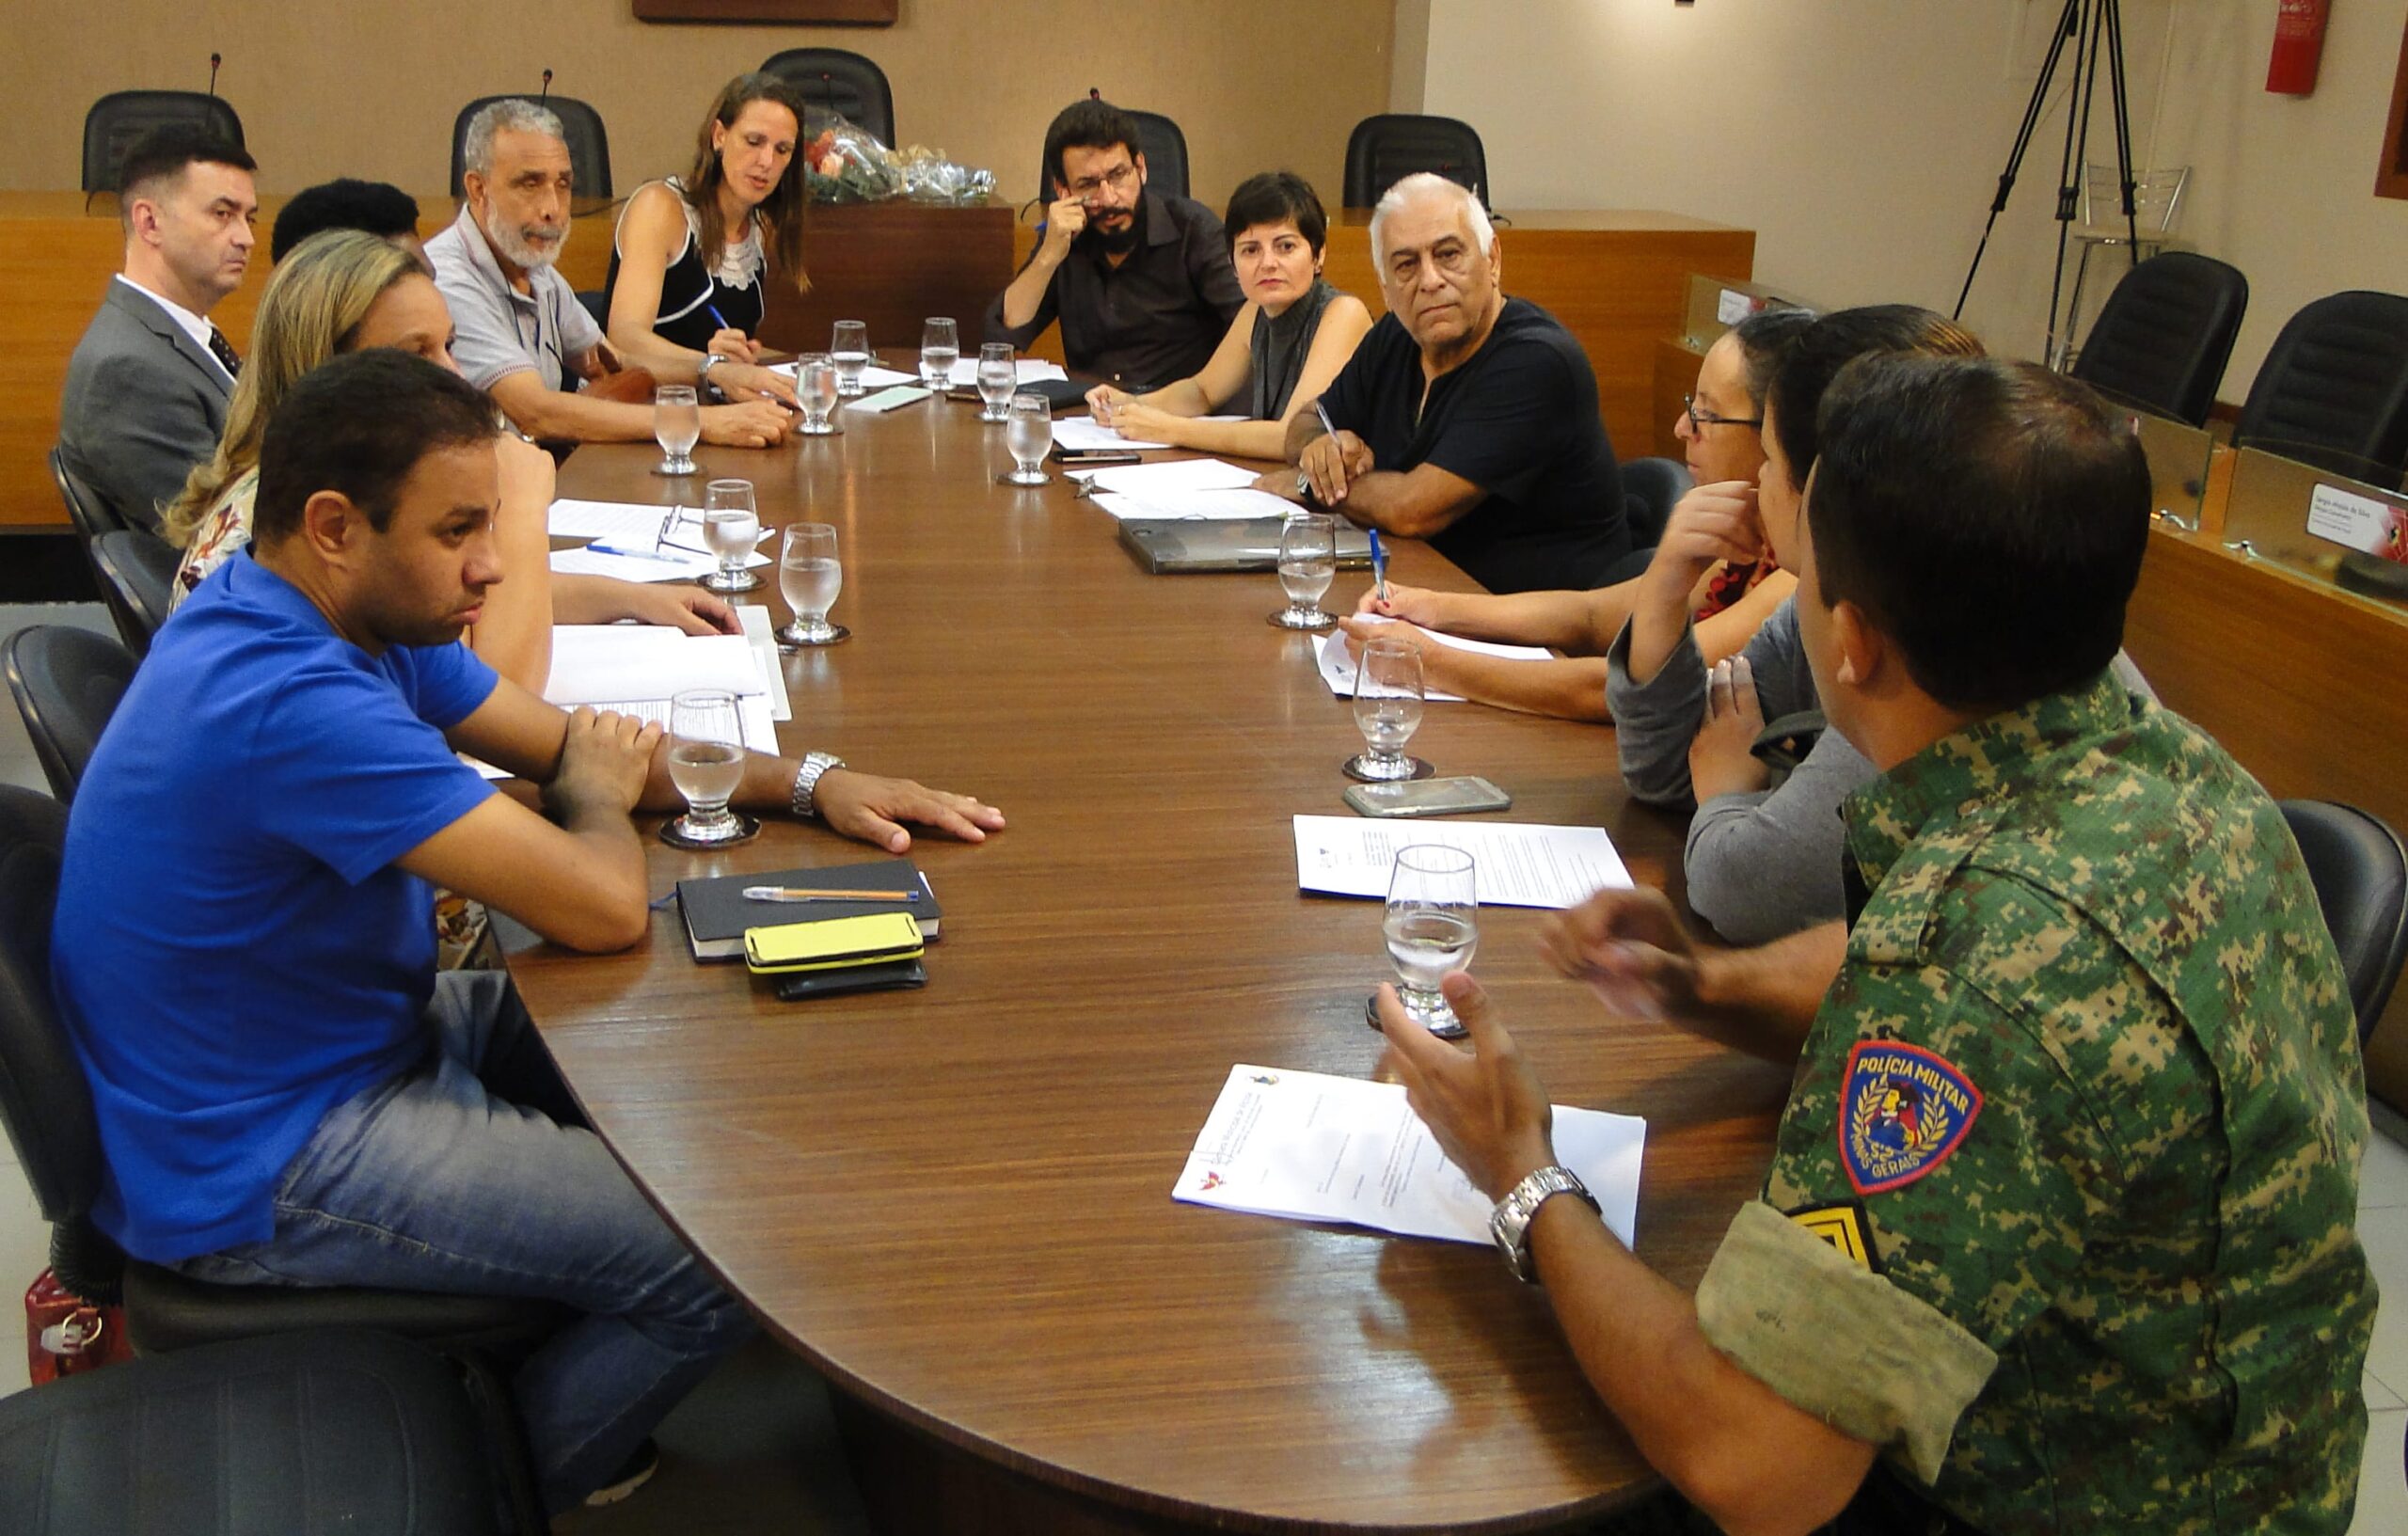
[
  {"x1": 603, "y1": 73, "x2": 810, "y2": 407},
  {"x1": 168, "y1": 230, "x2": 736, "y2": 691}
]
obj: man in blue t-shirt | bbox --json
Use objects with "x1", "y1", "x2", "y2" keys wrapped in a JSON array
[
  {"x1": 1266, "y1": 173, "x2": 1628, "y2": 594},
  {"x1": 52, "y1": 350, "x2": 1005, "y2": 1514}
]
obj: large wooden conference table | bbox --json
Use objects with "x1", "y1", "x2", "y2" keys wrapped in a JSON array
[{"x1": 507, "y1": 378, "x2": 1791, "y2": 1532}]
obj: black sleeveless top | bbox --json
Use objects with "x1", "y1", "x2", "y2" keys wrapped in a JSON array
[
  {"x1": 603, "y1": 181, "x2": 767, "y2": 352},
  {"x1": 1247, "y1": 277, "x2": 1339, "y2": 420}
]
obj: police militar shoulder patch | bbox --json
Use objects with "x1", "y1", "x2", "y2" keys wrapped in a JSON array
[{"x1": 1839, "y1": 1040, "x2": 1983, "y2": 1196}]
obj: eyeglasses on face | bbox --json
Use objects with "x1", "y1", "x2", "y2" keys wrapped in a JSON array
[
  {"x1": 1684, "y1": 394, "x2": 1763, "y2": 433},
  {"x1": 1066, "y1": 164, "x2": 1138, "y2": 198}
]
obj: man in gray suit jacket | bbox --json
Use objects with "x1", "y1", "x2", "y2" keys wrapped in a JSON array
[{"x1": 57, "y1": 125, "x2": 258, "y2": 536}]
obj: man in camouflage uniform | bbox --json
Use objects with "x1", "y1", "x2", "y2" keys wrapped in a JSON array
[{"x1": 1378, "y1": 355, "x2": 2374, "y2": 1535}]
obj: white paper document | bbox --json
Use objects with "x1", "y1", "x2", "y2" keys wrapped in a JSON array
[
  {"x1": 1073, "y1": 458, "x2": 1259, "y2": 496},
  {"x1": 771, "y1": 361, "x2": 917, "y2": 389},
  {"x1": 547, "y1": 627, "x2": 768, "y2": 705},
  {"x1": 1291, "y1": 815, "x2": 1632, "y2": 909},
  {"x1": 944, "y1": 356, "x2": 1069, "y2": 388},
  {"x1": 1090, "y1": 488, "x2": 1306, "y2": 523},
  {"x1": 1051, "y1": 417, "x2": 1169, "y2": 452},
  {"x1": 848, "y1": 385, "x2": 932, "y2": 414},
  {"x1": 1173, "y1": 1065, "x2": 1644, "y2": 1246},
  {"x1": 547, "y1": 499, "x2": 681, "y2": 542},
  {"x1": 547, "y1": 546, "x2": 769, "y2": 584},
  {"x1": 1312, "y1": 624, "x2": 1555, "y2": 703},
  {"x1": 735, "y1": 605, "x2": 792, "y2": 721}
]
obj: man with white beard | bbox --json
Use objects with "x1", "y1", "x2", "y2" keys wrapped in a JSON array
[{"x1": 426, "y1": 99, "x2": 787, "y2": 449}]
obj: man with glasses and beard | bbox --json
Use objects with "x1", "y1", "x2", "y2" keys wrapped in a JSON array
[
  {"x1": 983, "y1": 99, "x2": 1242, "y2": 392},
  {"x1": 1269, "y1": 174, "x2": 1627, "y2": 595},
  {"x1": 425, "y1": 99, "x2": 787, "y2": 450}
]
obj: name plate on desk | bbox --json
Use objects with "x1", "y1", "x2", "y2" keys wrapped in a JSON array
[{"x1": 2306, "y1": 483, "x2": 2408, "y2": 563}]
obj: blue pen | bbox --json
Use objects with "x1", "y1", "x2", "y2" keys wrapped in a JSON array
[
  {"x1": 1367, "y1": 529, "x2": 1389, "y2": 603},
  {"x1": 588, "y1": 543, "x2": 688, "y2": 563}
]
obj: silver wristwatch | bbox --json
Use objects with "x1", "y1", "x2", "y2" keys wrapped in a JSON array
[
  {"x1": 790, "y1": 752, "x2": 844, "y2": 819},
  {"x1": 1490, "y1": 1165, "x2": 1600, "y2": 1284}
]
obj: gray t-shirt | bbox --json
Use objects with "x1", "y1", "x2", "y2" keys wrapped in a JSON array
[
  {"x1": 1607, "y1": 598, "x2": 2154, "y2": 946},
  {"x1": 424, "y1": 203, "x2": 602, "y2": 393}
]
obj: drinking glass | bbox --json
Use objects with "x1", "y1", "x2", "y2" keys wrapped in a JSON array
[
  {"x1": 653, "y1": 384, "x2": 701, "y2": 476},
  {"x1": 1004, "y1": 393, "x2": 1052, "y2": 485},
  {"x1": 1271, "y1": 511, "x2": 1339, "y2": 629},
  {"x1": 831, "y1": 320, "x2": 870, "y2": 397},
  {"x1": 700, "y1": 479, "x2": 761, "y2": 594},
  {"x1": 920, "y1": 316, "x2": 959, "y2": 391},
  {"x1": 662, "y1": 688, "x2": 760, "y2": 848},
  {"x1": 796, "y1": 352, "x2": 839, "y2": 435},
  {"x1": 777, "y1": 523, "x2": 848, "y2": 647},
  {"x1": 976, "y1": 342, "x2": 1016, "y2": 422},
  {"x1": 1383, "y1": 846, "x2": 1478, "y2": 1037},
  {"x1": 1347, "y1": 637, "x2": 1430, "y2": 781}
]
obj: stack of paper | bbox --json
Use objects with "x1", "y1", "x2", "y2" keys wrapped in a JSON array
[
  {"x1": 1172, "y1": 1065, "x2": 1644, "y2": 1246},
  {"x1": 1313, "y1": 623, "x2": 1554, "y2": 703},
  {"x1": 1071, "y1": 458, "x2": 1259, "y2": 496},
  {"x1": 1052, "y1": 417, "x2": 1169, "y2": 452},
  {"x1": 1291, "y1": 815, "x2": 1631, "y2": 908},
  {"x1": 770, "y1": 359, "x2": 917, "y2": 389},
  {"x1": 944, "y1": 356, "x2": 1069, "y2": 388},
  {"x1": 1090, "y1": 488, "x2": 1305, "y2": 523},
  {"x1": 549, "y1": 545, "x2": 768, "y2": 583}
]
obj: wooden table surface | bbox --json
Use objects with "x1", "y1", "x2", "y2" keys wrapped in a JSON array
[{"x1": 507, "y1": 382, "x2": 1790, "y2": 1532}]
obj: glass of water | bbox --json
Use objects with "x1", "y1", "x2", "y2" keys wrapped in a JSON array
[
  {"x1": 777, "y1": 523, "x2": 848, "y2": 647},
  {"x1": 831, "y1": 321, "x2": 870, "y2": 397},
  {"x1": 700, "y1": 479, "x2": 761, "y2": 594},
  {"x1": 1004, "y1": 393, "x2": 1052, "y2": 485},
  {"x1": 1347, "y1": 637, "x2": 1429, "y2": 782},
  {"x1": 1384, "y1": 845, "x2": 1478, "y2": 1037},
  {"x1": 796, "y1": 352, "x2": 839, "y2": 435},
  {"x1": 1271, "y1": 511, "x2": 1339, "y2": 629},
  {"x1": 662, "y1": 688, "x2": 760, "y2": 848},
  {"x1": 920, "y1": 317, "x2": 959, "y2": 391},
  {"x1": 653, "y1": 384, "x2": 701, "y2": 476},
  {"x1": 976, "y1": 342, "x2": 1016, "y2": 422}
]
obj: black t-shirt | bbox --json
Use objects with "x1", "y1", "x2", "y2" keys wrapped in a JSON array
[{"x1": 1318, "y1": 297, "x2": 1626, "y2": 594}]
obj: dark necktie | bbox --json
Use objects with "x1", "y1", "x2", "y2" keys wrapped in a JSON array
[{"x1": 205, "y1": 325, "x2": 241, "y2": 380}]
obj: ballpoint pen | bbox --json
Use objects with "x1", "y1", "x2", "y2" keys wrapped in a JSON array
[
  {"x1": 1368, "y1": 529, "x2": 1389, "y2": 603},
  {"x1": 742, "y1": 887, "x2": 923, "y2": 903},
  {"x1": 588, "y1": 542, "x2": 689, "y2": 563}
]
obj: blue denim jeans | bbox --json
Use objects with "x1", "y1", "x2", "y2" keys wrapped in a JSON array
[{"x1": 174, "y1": 971, "x2": 754, "y2": 1514}]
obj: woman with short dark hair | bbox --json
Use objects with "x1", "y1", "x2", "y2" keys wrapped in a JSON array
[{"x1": 1085, "y1": 170, "x2": 1371, "y2": 460}]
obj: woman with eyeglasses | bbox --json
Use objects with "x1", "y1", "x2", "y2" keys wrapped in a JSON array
[
  {"x1": 1083, "y1": 171, "x2": 1372, "y2": 461},
  {"x1": 1339, "y1": 306, "x2": 1814, "y2": 721}
]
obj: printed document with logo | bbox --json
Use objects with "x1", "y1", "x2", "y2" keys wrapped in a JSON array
[{"x1": 1173, "y1": 1065, "x2": 1644, "y2": 1246}]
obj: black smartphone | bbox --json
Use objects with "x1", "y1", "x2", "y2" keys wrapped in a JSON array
[
  {"x1": 1056, "y1": 450, "x2": 1144, "y2": 467},
  {"x1": 773, "y1": 958, "x2": 928, "y2": 1002}
]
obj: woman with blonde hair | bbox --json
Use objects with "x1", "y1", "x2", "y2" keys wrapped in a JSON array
[
  {"x1": 603, "y1": 72, "x2": 811, "y2": 405},
  {"x1": 168, "y1": 229, "x2": 736, "y2": 690}
]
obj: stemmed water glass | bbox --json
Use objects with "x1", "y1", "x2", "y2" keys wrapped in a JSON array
[
  {"x1": 976, "y1": 343, "x2": 1016, "y2": 422},
  {"x1": 700, "y1": 479, "x2": 761, "y2": 594},
  {"x1": 777, "y1": 523, "x2": 848, "y2": 647},
  {"x1": 1382, "y1": 846, "x2": 1478, "y2": 1037},
  {"x1": 653, "y1": 385, "x2": 700, "y2": 476},
  {"x1": 831, "y1": 320, "x2": 870, "y2": 397},
  {"x1": 920, "y1": 317, "x2": 959, "y2": 391},
  {"x1": 1271, "y1": 511, "x2": 1338, "y2": 629},
  {"x1": 1004, "y1": 393, "x2": 1052, "y2": 485},
  {"x1": 796, "y1": 353, "x2": 839, "y2": 435},
  {"x1": 661, "y1": 688, "x2": 760, "y2": 848},
  {"x1": 1347, "y1": 637, "x2": 1430, "y2": 781}
]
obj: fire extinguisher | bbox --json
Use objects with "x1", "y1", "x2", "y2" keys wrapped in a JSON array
[
  {"x1": 24, "y1": 1268, "x2": 133, "y2": 1385},
  {"x1": 2268, "y1": 0, "x2": 2331, "y2": 96}
]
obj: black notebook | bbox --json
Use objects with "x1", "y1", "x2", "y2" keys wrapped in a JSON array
[{"x1": 676, "y1": 859, "x2": 940, "y2": 961}]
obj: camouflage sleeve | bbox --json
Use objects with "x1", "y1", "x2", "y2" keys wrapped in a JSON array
[{"x1": 1697, "y1": 957, "x2": 2115, "y2": 1479}]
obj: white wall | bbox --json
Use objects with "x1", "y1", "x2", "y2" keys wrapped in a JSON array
[{"x1": 1398, "y1": 0, "x2": 2408, "y2": 399}]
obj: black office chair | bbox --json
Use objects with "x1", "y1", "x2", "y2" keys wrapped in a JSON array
[
  {"x1": 451, "y1": 95, "x2": 611, "y2": 199},
  {"x1": 1620, "y1": 457, "x2": 1693, "y2": 551},
  {"x1": 2232, "y1": 290, "x2": 2408, "y2": 483},
  {"x1": 2069, "y1": 252, "x2": 2248, "y2": 428},
  {"x1": 1342, "y1": 114, "x2": 1488, "y2": 208},
  {"x1": 1033, "y1": 103, "x2": 1191, "y2": 205},
  {"x1": 48, "y1": 445, "x2": 132, "y2": 544},
  {"x1": 81, "y1": 90, "x2": 245, "y2": 196},
  {"x1": 760, "y1": 46, "x2": 895, "y2": 145},
  {"x1": 0, "y1": 780, "x2": 571, "y2": 1360},
  {"x1": 89, "y1": 530, "x2": 180, "y2": 657},
  {"x1": 4, "y1": 626, "x2": 136, "y2": 804},
  {"x1": 2280, "y1": 800, "x2": 2408, "y2": 1046},
  {"x1": 0, "y1": 1327, "x2": 543, "y2": 1535}
]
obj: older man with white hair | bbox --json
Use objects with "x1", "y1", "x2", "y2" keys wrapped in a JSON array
[
  {"x1": 426, "y1": 98, "x2": 787, "y2": 448},
  {"x1": 1273, "y1": 173, "x2": 1627, "y2": 594}
]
